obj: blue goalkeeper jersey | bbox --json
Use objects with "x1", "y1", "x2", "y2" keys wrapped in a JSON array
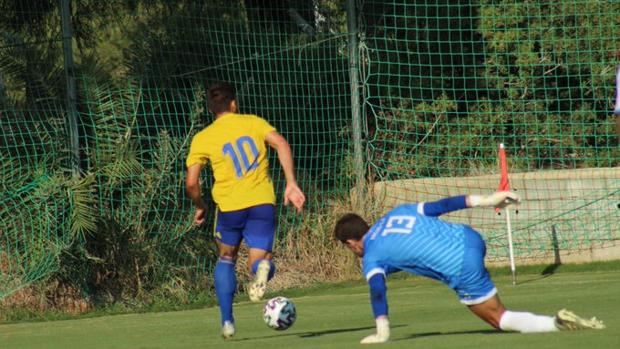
[{"x1": 362, "y1": 203, "x2": 468, "y2": 289}]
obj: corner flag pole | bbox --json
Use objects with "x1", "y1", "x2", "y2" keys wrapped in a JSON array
[
  {"x1": 498, "y1": 143, "x2": 517, "y2": 285},
  {"x1": 615, "y1": 63, "x2": 620, "y2": 115},
  {"x1": 615, "y1": 63, "x2": 620, "y2": 136}
]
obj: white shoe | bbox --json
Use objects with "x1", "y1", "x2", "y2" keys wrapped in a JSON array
[
  {"x1": 248, "y1": 260, "x2": 270, "y2": 302},
  {"x1": 221, "y1": 321, "x2": 235, "y2": 339},
  {"x1": 555, "y1": 309, "x2": 605, "y2": 331}
]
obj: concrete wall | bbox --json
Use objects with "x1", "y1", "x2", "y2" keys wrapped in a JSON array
[{"x1": 370, "y1": 167, "x2": 620, "y2": 265}]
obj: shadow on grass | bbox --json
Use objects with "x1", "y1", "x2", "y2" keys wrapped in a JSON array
[
  {"x1": 511, "y1": 263, "x2": 562, "y2": 285},
  {"x1": 234, "y1": 324, "x2": 406, "y2": 341},
  {"x1": 394, "y1": 328, "x2": 500, "y2": 341},
  {"x1": 541, "y1": 263, "x2": 561, "y2": 276},
  {"x1": 298, "y1": 324, "x2": 406, "y2": 338},
  {"x1": 512, "y1": 274, "x2": 551, "y2": 285}
]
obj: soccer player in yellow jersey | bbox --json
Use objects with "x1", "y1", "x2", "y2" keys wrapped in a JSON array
[{"x1": 185, "y1": 83, "x2": 305, "y2": 339}]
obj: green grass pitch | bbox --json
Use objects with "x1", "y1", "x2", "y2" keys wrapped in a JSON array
[{"x1": 1, "y1": 270, "x2": 618, "y2": 349}]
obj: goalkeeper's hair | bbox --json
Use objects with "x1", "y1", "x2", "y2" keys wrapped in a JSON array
[
  {"x1": 207, "y1": 82, "x2": 236, "y2": 114},
  {"x1": 334, "y1": 213, "x2": 369, "y2": 243}
]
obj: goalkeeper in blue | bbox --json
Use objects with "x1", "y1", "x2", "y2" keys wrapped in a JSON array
[{"x1": 334, "y1": 191, "x2": 605, "y2": 344}]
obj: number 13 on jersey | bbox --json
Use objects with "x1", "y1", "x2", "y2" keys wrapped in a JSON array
[{"x1": 383, "y1": 215, "x2": 417, "y2": 235}]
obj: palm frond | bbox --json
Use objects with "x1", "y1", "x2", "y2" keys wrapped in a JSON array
[
  {"x1": 68, "y1": 173, "x2": 98, "y2": 237},
  {"x1": 100, "y1": 140, "x2": 144, "y2": 186},
  {"x1": 80, "y1": 77, "x2": 144, "y2": 170}
]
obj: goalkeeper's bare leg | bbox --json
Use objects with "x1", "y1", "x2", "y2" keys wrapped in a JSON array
[{"x1": 468, "y1": 294, "x2": 604, "y2": 332}]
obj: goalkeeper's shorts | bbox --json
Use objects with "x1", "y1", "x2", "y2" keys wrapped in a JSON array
[
  {"x1": 214, "y1": 204, "x2": 276, "y2": 252},
  {"x1": 454, "y1": 227, "x2": 497, "y2": 305}
]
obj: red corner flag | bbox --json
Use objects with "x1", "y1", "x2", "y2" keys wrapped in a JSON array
[
  {"x1": 496, "y1": 143, "x2": 510, "y2": 213},
  {"x1": 498, "y1": 143, "x2": 510, "y2": 191}
]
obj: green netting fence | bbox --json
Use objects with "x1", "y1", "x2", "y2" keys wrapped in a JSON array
[
  {"x1": 361, "y1": 0, "x2": 619, "y2": 261},
  {"x1": 1, "y1": 0, "x2": 618, "y2": 300}
]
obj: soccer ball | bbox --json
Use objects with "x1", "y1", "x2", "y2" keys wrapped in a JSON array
[{"x1": 263, "y1": 296, "x2": 296, "y2": 330}]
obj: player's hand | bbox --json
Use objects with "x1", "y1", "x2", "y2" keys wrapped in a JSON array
[
  {"x1": 284, "y1": 183, "x2": 305, "y2": 213},
  {"x1": 469, "y1": 191, "x2": 520, "y2": 209},
  {"x1": 360, "y1": 317, "x2": 390, "y2": 344},
  {"x1": 193, "y1": 207, "x2": 206, "y2": 225},
  {"x1": 487, "y1": 191, "x2": 520, "y2": 209}
]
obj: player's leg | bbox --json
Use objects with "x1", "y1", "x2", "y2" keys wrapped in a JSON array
[
  {"x1": 466, "y1": 293, "x2": 505, "y2": 329},
  {"x1": 468, "y1": 293, "x2": 605, "y2": 332},
  {"x1": 214, "y1": 208, "x2": 246, "y2": 339},
  {"x1": 243, "y1": 204, "x2": 277, "y2": 302},
  {"x1": 458, "y1": 227, "x2": 558, "y2": 333},
  {"x1": 215, "y1": 241, "x2": 239, "y2": 338},
  {"x1": 248, "y1": 248, "x2": 275, "y2": 301},
  {"x1": 468, "y1": 294, "x2": 558, "y2": 332}
]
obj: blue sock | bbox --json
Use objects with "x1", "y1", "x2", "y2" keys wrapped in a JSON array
[
  {"x1": 251, "y1": 259, "x2": 276, "y2": 281},
  {"x1": 214, "y1": 257, "x2": 237, "y2": 325}
]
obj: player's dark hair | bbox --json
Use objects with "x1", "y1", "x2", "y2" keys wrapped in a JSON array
[
  {"x1": 207, "y1": 82, "x2": 236, "y2": 114},
  {"x1": 334, "y1": 213, "x2": 369, "y2": 243}
]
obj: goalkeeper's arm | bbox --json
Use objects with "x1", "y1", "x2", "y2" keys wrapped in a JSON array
[
  {"x1": 361, "y1": 274, "x2": 390, "y2": 344},
  {"x1": 420, "y1": 191, "x2": 520, "y2": 217},
  {"x1": 467, "y1": 191, "x2": 520, "y2": 209}
]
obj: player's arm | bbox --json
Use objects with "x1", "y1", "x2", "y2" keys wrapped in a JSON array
[
  {"x1": 467, "y1": 191, "x2": 520, "y2": 209},
  {"x1": 186, "y1": 163, "x2": 207, "y2": 224},
  {"x1": 360, "y1": 273, "x2": 390, "y2": 344},
  {"x1": 265, "y1": 130, "x2": 306, "y2": 212},
  {"x1": 421, "y1": 191, "x2": 520, "y2": 217}
]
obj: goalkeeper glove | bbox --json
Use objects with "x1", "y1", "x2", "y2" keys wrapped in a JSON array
[
  {"x1": 361, "y1": 317, "x2": 390, "y2": 344},
  {"x1": 469, "y1": 191, "x2": 520, "y2": 209}
]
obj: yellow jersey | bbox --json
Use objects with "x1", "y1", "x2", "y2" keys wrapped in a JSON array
[{"x1": 186, "y1": 112, "x2": 277, "y2": 212}]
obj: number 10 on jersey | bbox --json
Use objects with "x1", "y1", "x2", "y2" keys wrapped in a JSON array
[{"x1": 222, "y1": 136, "x2": 259, "y2": 178}]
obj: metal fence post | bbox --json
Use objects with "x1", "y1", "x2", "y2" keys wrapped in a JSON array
[
  {"x1": 60, "y1": 0, "x2": 80, "y2": 175},
  {"x1": 347, "y1": 0, "x2": 365, "y2": 204}
]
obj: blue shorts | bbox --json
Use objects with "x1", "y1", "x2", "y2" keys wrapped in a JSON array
[
  {"x1": 454, "y1": 227, "x2": 497, "y2": 305},
  {"x1": 214, "y1": 204, "x2": 276, "y2": 252}
]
